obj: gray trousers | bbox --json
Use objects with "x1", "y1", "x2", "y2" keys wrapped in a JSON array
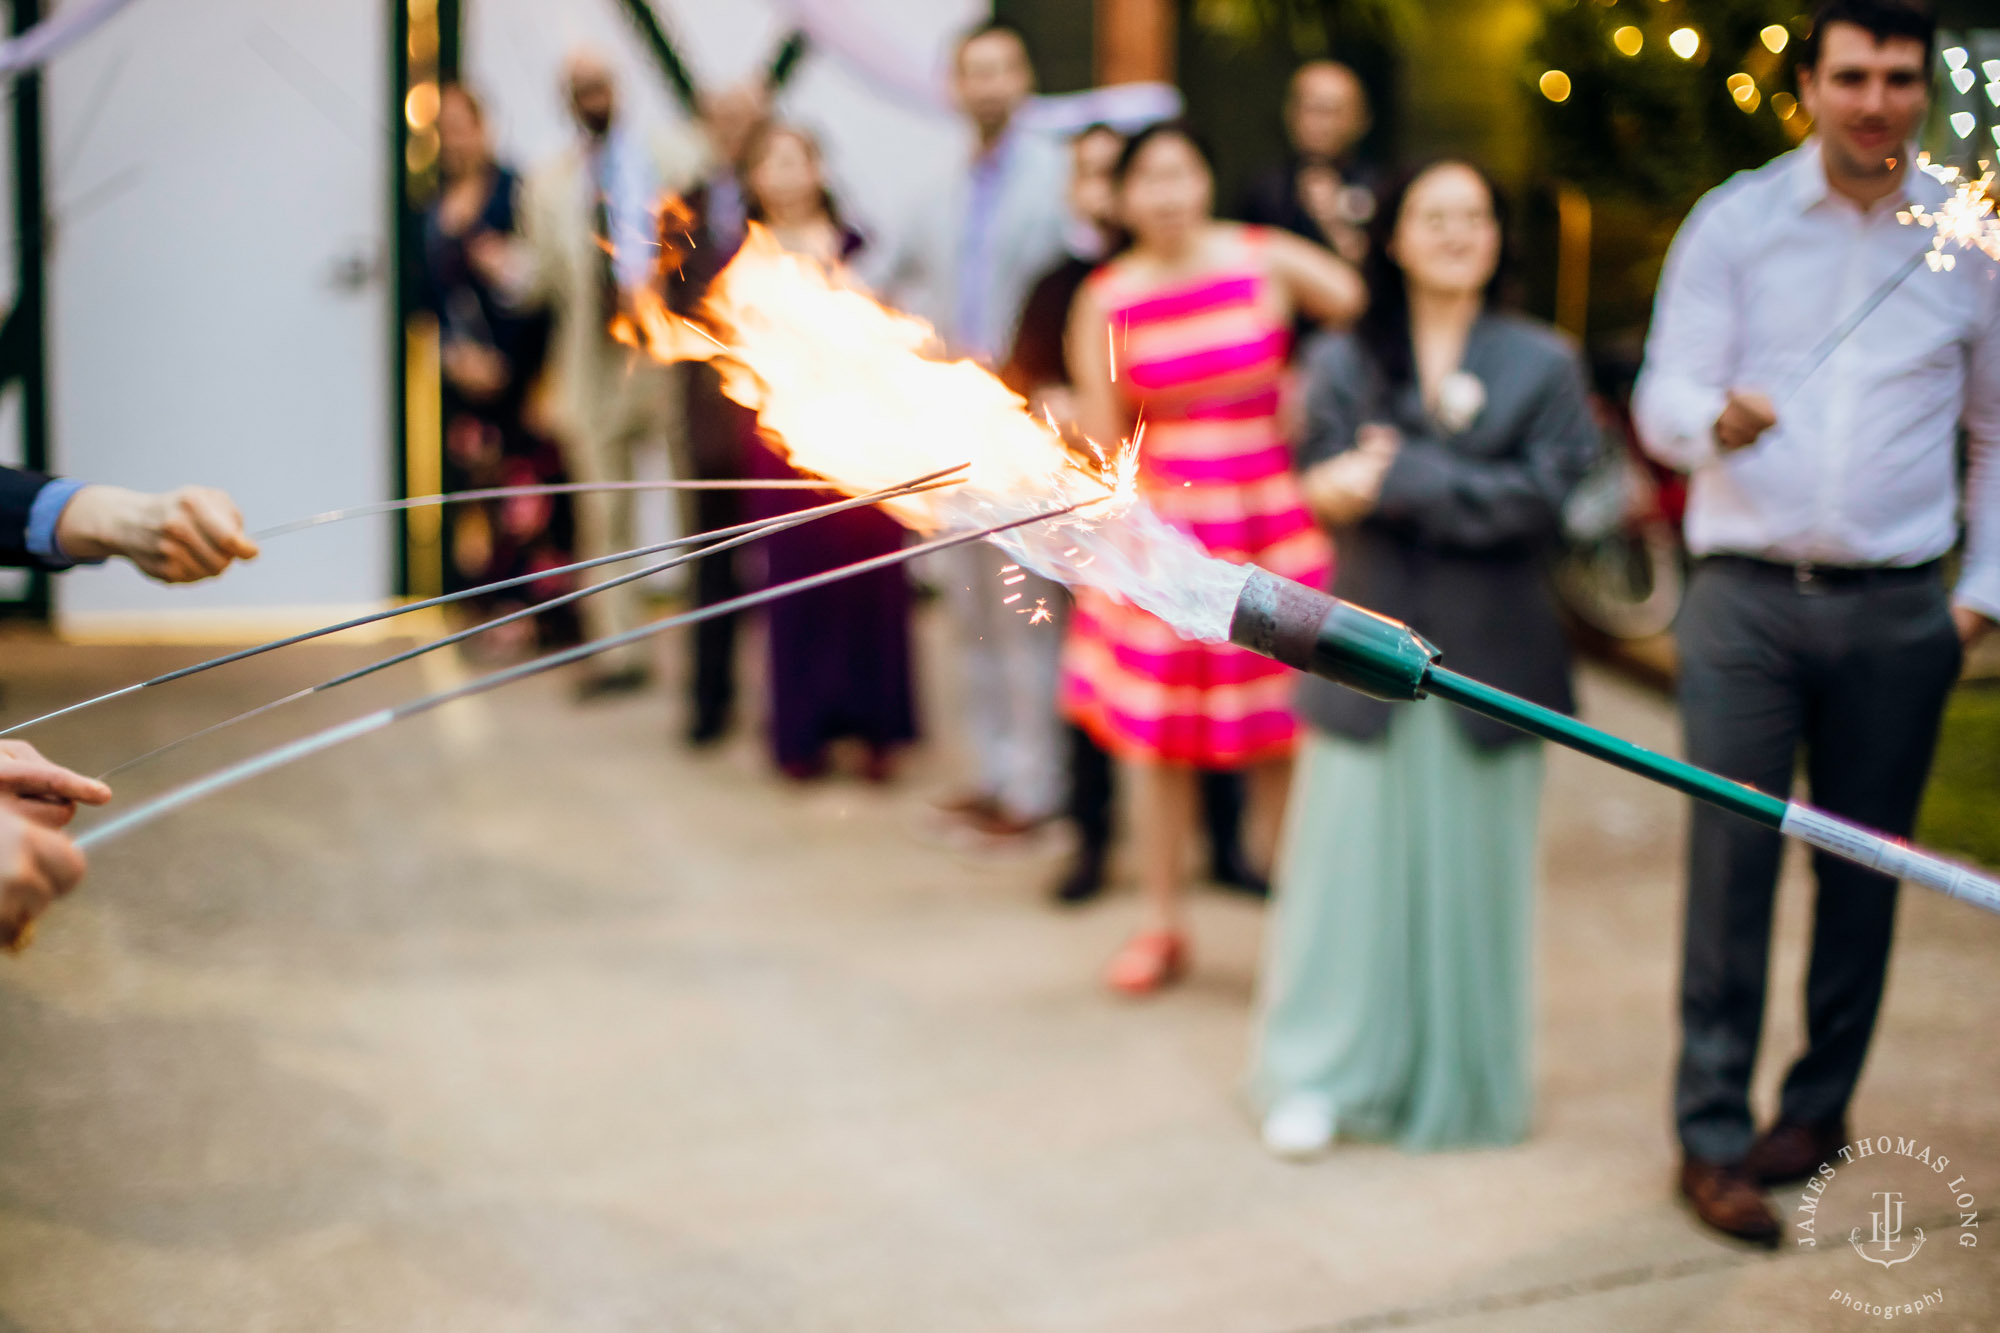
[{"x1": 1673, "y1": 559, "x2": 1961, "y2": 1164}]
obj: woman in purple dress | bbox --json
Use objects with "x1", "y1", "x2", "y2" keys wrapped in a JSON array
[{"x1": 738, "y1": 125, "x2": 917, "y2": 781}]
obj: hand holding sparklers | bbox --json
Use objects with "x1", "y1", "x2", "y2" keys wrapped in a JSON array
[
  {"x1": 55, "y1": 484, "x2": 260, "y2": 583},
  {"x1": 0, "y1": 740, "x2": 106, "y2": 953}
]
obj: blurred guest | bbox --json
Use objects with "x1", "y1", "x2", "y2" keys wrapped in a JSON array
[
  {"x1": 872, "y1": 21, "x2": 1070, "y2": 838},
  {"x1": 675, "y1": 80, "x2": 772, "y2": 745},
  {"x1": 1633, "y1": 0, "x2": 1994, "y2": 1244},
  {"x1": 1063, "y1": 122, "x2": 1363, "y2": 994},
  {"x1": 1238, "y1": 61, "x2": 1377, "y2": 265},
  {"x1": 1249, "y1": 160, "x2": 1598, "y2": 1156},
  {"x1": 424, "y1": 84, "x2": 575, "y2": 658},
  {"x1": 1001, "y1": 124, "x2": 1263, "y2": 905},
  {"x1": 740, "y1": 125, "x2": 916, "y2": 781},
  {"x1": 495, "y1": 50, "x2": 703, "y2": 699},
  {"x1": 0, "y1": 469, "x2": 257, "y2": 581}
]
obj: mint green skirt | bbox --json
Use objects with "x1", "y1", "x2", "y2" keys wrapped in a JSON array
[{"x1": 1248, "y1": 699, "x2": 1544, "y2": 1151}]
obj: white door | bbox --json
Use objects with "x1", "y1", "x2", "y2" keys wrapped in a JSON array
[{"x1": 47, "y1": 0, "x2": 389, "y2": 636}]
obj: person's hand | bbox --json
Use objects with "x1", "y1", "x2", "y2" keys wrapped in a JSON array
[
  {"x1": 442, "y1": 340, "x2": 511, "y2": 401},
  {"x1": 1302, "y1": 425, "x2": 1399, "y2": 527},
  {"x1": 1714, "y1": 390, "x2": 1777, "y2": 453},
  {"x1": 1296, "y1": 165, "x2": 1368, "y2": 265},
  {"x1": 1953, "y1": 603, "x2": 1996, "y2": 649},
  {"x1": 56, "y1": 484, "x2": 260, "y2": 583},
  {"x1": 0, "y1": 740, "x2": 110, "y2": 830},
  {"x1": 466, "y1": 232, "x2": 522, "y2": 291},
  {"x1": 0, "y1": 804, "x2": 84, "y2": 952}
]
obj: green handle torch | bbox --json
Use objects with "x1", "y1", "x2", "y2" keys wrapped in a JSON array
[{"x1": 1229, "y1": 568, "x2": 2000, "y2": 915}]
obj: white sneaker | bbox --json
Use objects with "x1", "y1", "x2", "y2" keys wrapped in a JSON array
[{"x1": 1262, "y1": 1096, "x2": 1336, "y2": 1160}]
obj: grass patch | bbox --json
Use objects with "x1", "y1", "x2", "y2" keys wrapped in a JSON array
[{"x1": 1918, "y1": 680, "x2": 2000, "y2": 869}]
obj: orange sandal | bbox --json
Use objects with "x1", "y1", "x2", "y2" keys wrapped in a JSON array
[{"x1": 1105, "y1": 930, "x2": 1189, "y2": 996}]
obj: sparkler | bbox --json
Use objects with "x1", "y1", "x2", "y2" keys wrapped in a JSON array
[
  {"x1": 1784, "y1": 161, "x2": 1999, "y2": 397},
  {"x1": 94, "y1": 473, "x2": 964, "y2": 780},
  {"x1": 1229, "y1": 568, "x2": 2000, "y2": 915},
  {"x1": 2, "y1": 467, "x2": 967, "y2": 738},
  {"x1": 252, "y1": 477, "x2": 863, "y2": 542},
  {"x1": 74, "y1": 497, "x2": 1092, "y2": 851}
]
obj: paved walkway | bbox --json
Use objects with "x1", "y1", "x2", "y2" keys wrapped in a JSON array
[{"x1": 0, "y1": 617, "x2": 1993, "y2": 1331}]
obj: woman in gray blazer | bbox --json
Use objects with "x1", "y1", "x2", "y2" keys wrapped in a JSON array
[{"x1": 1247, "y1": 159, "x2": 1600, "y2": 1157}]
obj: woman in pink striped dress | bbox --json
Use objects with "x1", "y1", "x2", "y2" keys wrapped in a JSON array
[{"x1": 1064, "y1": 122, "x2": 1365, "y2": 994}]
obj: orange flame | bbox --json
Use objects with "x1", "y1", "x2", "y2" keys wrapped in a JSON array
[{"x1": 621, "y1": 219, "x2": 1248, "y2": 642}]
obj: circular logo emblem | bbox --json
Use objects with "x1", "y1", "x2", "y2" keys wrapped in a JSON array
[{"x1": 1794, "y1": 1134, "x2": 1978, "y2": 1319}]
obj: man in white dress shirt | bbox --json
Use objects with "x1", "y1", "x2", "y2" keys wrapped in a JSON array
[{"x1": 1634, "y1": 0, "x2": 1997, "y2": 1244}]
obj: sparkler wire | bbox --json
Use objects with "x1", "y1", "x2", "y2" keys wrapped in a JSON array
[
  {"x1": 74, "y1": 495, "x2": 1091, "y2": 851},
  {"x1": 94, "y1": 474, "x2": 963, "y2": 780},
  {"x1": 1779, "y1": 247, "x2": 1928, "y2": 400},
  {"x1": 2, "y1": 465, "x2": 969, "y2": 738},
  {"x1": 252, "y1": 477, "x2": 866, "y2": 542}
]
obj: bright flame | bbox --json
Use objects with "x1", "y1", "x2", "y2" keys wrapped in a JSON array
[
  {"x1": 625, "y1": 223, "x2": 1250, "y2": 641},
  {"x1": 1902, "y1": 158, "x2": 2000, "y2": 272}
]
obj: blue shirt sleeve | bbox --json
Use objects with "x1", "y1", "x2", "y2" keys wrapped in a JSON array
[{"x1": 25, "y1": 477, "x2": 102, "y2": 569}]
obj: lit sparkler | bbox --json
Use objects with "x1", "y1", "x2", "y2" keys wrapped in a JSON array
[
  {"x1": 1786, "y1": 158, "x2": 1999, "y2": 395},
  {"x1": 74, "y1": 497, "x2": 1090, "y2": 851},
  {"x1": 1, "y1": 468, "x2": 967, "y2": 738},
  {"x1": 253, "y1": 477, "x2": 891, "y2": 542},
  {"x1": 93, "y1": 474, "x2": 962, "y2": 781}
]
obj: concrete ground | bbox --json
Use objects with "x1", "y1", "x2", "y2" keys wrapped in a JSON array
[{"x1": 0, "y1": 609, "x2": 1994, "y2": 1332}]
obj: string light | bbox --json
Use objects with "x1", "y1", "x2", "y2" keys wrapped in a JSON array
[
  {"x1": 1613, "y1": 25, "x2": 1643, "y2": 56},
  {"x1": 1772, "y1": 91, "x2": 1798, "y2": 121},
  {"x1": 1759, "y1": 24, "x2": 1788, "y2": 53},
  {"x1": 1668, "y1": 27, "x2": 1700, "y2": 59},
  {"x1": 1539, "y1": 69, "x2": 1573, "y2": 102}
]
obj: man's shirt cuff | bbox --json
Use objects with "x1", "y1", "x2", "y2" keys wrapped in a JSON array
[{"x1": 25, "y1": 478, "x2": 97, "y2": 569}]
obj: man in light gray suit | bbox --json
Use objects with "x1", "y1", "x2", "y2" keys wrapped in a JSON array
[{"x1": 874, "y1": 21, "x2": 1071, "y2": 837}]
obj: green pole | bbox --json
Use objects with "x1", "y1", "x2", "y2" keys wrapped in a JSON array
[
  {"x1": 1227, "y1": 568, "x2": 2000, "y2": 916},
  {"x1": 1421, "y1": 666, "x2": 1788, "y2": 828}
]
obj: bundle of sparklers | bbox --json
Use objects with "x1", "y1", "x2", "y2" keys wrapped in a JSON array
[{"x1": 19, "y1": 165, "x2": 2000, "y2": 925}]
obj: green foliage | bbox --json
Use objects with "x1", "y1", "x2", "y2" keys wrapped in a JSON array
[
  {"x1": 1918, "y1": 682, "x2": 2000, "y2": 871},
  {"x1": 1528, "y1": 0, "x2": 1800, "y2": 206},
  {"x1": 1191, "y1": 0, "x2": 1421, "y2": 53}
]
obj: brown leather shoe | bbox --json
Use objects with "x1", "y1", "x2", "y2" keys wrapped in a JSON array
[
  {"x1": 1680, "y1": 1157, "x2": 1779, "y2": 1247},
  {"x1": 1744, "y1": 1118, "x2": 1847, "y2": 1188}
]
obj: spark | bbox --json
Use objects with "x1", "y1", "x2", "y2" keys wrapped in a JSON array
[
  {"x1": 1901, "y1": 158, "x2": 2000, "y2": 270},
  {"x1": 1003, "y1": 593, "x2": 1022, "y2": 605},
  {"x1": 1002, "y1": 573, "x2": 1027, "y2": 586},
  {"x1": 1025, "y1": 598, "x2": 1054, "y2": 625},
  {"x1": 1107, "y1": 322, "x2": 1117, "y2": 382}
]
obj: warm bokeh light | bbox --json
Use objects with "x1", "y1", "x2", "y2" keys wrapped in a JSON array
[
  {"x1": 1727, "y1": 72, "x2": 1755, "y2": 100},
  {"x1": 1772, "y1": 91, "x2": 1798, "y2": 120},
  {"x1": 1613, "y1": 25, "x2": 1643, "y2": 56},
  {"x1": 404, "y1": 133, "x2": 438, "y2": 173},
  {"x1": 1668, "y1": 27, "x2": 1700, "y2": 59},
  {"x1": 404, "y1": 82, "x2": 439, "y2": 131},
  {"x1": 1539, "y1": 69, "x2": 1573, "y2": 102},
  {"x1": 1760, "y1": 24, "x2": 1788, "y2": 53}
]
